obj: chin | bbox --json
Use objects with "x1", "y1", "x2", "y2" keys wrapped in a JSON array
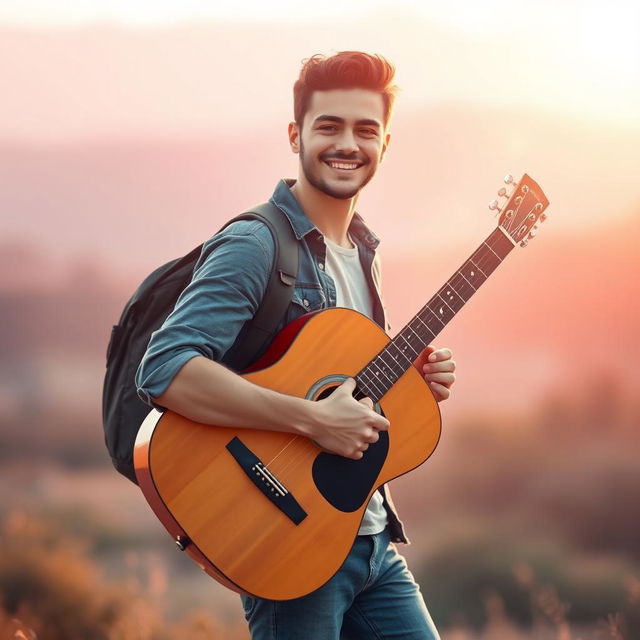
[{"x1": 322, "y1": 184, "x2": 362, "y2": 200}]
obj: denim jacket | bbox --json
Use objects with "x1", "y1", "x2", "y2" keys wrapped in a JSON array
[{"x1": 135, "y1": 178, "x2": 408, "y2": 543}]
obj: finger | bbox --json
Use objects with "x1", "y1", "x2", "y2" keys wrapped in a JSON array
[
  {"x1": 429, "y1": 381, "x2": 451, "y2": 401},
  {"x1": 367, "y1": 429, "x2": 380, "y2": 444},
  {"x1": 359, "y1": 396, "x2": 374, "y2": 409},
  {"x1": 373, "y1": 415, "x2": 390, "y2": 431},
  {"x1": 427, "y1": 348, "x2": 453, "y2": 363},
  {"x1": 423, "y1": 372, "x2": 456, "y2": 386},
  {"x1": 338, "y1": 377, "x2": 356, "y2": 394},
  {"x1": 422, "y1": 360, "x2": 456, "y2": 373}
]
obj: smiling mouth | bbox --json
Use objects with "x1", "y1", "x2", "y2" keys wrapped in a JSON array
[{"x1": 324, "y1": 160, "x2": 364, "y2": 171}]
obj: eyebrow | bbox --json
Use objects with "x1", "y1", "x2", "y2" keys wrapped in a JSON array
[{"x1": 313, "y1": 115, "x2": 381, "y2": 128}]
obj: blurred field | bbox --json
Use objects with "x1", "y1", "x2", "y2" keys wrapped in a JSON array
[{"x1": 1, "y1": 369, "x2": 638, "y2": 638}]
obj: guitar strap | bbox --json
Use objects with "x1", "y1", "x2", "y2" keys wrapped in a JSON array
[{"x1": 222, "y1": 202, "x2": 299, "y2": 371}]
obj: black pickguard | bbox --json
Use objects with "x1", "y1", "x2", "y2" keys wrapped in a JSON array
[{"x1": 311, "y1": 431, "x2": 389, "y2": 512}]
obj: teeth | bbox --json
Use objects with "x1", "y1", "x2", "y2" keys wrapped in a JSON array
[{"x1": 328, "y1": 161, "x2": 359, "y2": 170}]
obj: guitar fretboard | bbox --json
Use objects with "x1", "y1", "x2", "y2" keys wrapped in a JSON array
[{"x1": 355, "y1": 227, "x2": 516, "y2": 402}]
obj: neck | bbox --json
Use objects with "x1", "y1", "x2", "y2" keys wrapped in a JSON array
[{"x1": 290, "y1": 174, "x2": 357, "y2": 248}]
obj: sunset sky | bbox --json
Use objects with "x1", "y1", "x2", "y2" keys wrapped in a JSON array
[{"x1": 1, "y1": 0, "x2": 638, "y2": 126}]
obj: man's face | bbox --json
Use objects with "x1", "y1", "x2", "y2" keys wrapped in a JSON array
[{"x1": 290, "y1": 89, "x2": 390, "y2": 200}]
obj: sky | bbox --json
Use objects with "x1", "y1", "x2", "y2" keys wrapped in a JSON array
[{"x1": 0, "y1": 0, "x2": 638, "y2": 125}]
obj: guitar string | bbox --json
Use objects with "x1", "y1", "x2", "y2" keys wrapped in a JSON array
[
  {"x1": 506, "y1": 186, "x2": 525, "y2": 234},
  {"x1": 263, "y1": 433, "x2": 301, "y2": 470},
  {"x1": 271, "y1": 439, "x2": 318, "y2": 481}
]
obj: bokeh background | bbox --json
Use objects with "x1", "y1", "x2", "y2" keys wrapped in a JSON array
[{"x1": 1, "y1": 1, "x2": 639, "y2": 638}]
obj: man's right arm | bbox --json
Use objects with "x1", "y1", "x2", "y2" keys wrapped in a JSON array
[
  {"x1": 136, "y1": 220, "x2": 387, "y2": 459},
  {"x1": 154, "y1": 356, "x2": 388, "y2": 460}
]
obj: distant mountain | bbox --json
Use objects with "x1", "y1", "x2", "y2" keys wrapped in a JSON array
[{"x1": 1, "y1": 208, "x2": 637, "y2": 421}]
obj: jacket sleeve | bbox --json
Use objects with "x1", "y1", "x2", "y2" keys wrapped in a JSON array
[{"x1": 135, "y1": 220, "x2": 274, "y2": 410}]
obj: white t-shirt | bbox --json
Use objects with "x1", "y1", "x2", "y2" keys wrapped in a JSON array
[{"x1": 323, "y1": 234, "x2": 389, "y2": 536}]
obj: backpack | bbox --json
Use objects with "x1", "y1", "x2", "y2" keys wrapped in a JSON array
[{"x1": 101, "y1": 202, "x2": 299, "y2": 484}]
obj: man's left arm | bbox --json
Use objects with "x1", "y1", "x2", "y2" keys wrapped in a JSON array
[{"x1": 413, "y1": 346, "x2": 456, "y2": 402}]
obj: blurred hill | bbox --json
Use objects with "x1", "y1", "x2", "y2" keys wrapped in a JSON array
[
  {"x1": 1, "y1": 105, "x2": 638, "y2": 271},
  {"x1": 0, "y1": 201, "x2": 638, "y2": 422}
]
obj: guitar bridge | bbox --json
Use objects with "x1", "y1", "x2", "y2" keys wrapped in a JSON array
[{"x1": 226, "y1": 437, "x2": 307, "y2": 525}]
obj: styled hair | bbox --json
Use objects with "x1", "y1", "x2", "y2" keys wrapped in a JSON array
[{"x1": 293, "y1": 51, "x2": 398, "y2": 129}]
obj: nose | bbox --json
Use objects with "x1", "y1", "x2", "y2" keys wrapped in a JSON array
[{"x1": 334, "y1": 129, "x2": 359, "y2": 155}]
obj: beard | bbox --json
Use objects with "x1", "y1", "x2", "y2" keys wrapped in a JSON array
[{"x1": 299, "y1": 140, "x2": 376, "y2": 200}]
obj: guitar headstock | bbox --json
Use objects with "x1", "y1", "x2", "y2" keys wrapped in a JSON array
[{"x1": 488, "y1": 174, "x2": 550, "y2": 247}]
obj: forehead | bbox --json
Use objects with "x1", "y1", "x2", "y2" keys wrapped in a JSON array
[{"x1": 304, "y1": 89, "x2": 385, "y2": 127}]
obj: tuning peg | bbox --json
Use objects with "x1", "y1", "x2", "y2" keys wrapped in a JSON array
[
  {"x1": 540, "y1": 213, "x2": 548, "y2": 222},
  {"x1": 527, "y1": 228, "x2": 537, "y2": 239},
  {"x1": 504, "y1": 174, "x2": 514, "y2": 185},
  {"x1": 520, "y1": 239, "x2": 529, "y2": 247},
  {"x1": 488, "y1": 199, "x2": 500, "y2": 211},
  {"x1": 497, "y1": 187, "x2": 508, "y2": 197}
]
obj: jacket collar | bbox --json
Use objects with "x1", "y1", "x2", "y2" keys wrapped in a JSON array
[{"x1": 270, "y1": 178, "x2": 380, "y2": 249}]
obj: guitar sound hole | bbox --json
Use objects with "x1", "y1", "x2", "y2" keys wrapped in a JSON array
[{"x1": 314, "y1": 381, "x2": 378, "y2": 407}]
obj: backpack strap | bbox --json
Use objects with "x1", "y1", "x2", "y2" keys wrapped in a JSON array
[{"x1": 221, "y1": 201, "x2": 299, "y2": 370}]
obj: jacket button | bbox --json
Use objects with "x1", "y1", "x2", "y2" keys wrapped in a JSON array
[
  {"x1": 318, "y1": 262, "x2": 324, "y2": 270},
  {"x1": 303, "y1": 299, "x2": 310, "y2": 308}
]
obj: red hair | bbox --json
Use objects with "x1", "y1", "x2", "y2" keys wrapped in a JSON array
[{"x1": 293, "y1": 51, "x2": 398, "y2": 129}]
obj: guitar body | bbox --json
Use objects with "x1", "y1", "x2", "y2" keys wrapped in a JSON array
[{"x1": 135, "y1": 307, "x2": 442, "y2": 600}]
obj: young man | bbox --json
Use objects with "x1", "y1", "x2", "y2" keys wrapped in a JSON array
[{"x1": 136, "y1": 51, "x2": 455, "y2": 639}]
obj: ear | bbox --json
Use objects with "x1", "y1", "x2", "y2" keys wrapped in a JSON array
[
  {"x1": 288, "y1": 121, "x2": 300, "y2": 154},
  {"x1": 379, "y1": 131, "x2": 391, "y2": 163}
]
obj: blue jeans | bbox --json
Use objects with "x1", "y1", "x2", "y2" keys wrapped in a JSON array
[{"x1": 240, "y1": 528, "x2": 440, "y2": 640}]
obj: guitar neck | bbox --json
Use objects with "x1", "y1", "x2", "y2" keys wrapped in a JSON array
[{"x1": 355, "y1": 227, "x2": 516, "y2": 402}]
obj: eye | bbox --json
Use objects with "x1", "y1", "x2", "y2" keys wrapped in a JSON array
[
  {"x1": 318, "y1": 124, "x2": 337, "y2": 132},
  {"x1": 359, "y1": 129, "x2": 378, "y2": 137}
]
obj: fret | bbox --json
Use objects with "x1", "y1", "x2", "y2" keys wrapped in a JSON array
[
  {"x1": 471, "y1": 246, "x2": 500, "y2": 275},
  {"x1": 405, "y1": 323, "x2": 423, "y2": 342},
  {"x1": 355, "y1": 376, "x2": 378, "y2": 400},
  {"x1": 448, "y1": 272, "x2": 474, "y2": 302},
  {"x1": 405, "y1": 322, "x2": 430, "y2": 354},
  {"x1": 424, "y1": 304, "x2": 447, "y2": 326},
  {"x1": 413, "y1": 315, "x2": 437, "y2": 340},
  {"x1": 395, "y1": 333, "x2": 421, "y2": 360},
  {"x1": 436, "y1": 283, "x2": 465, "y2": 313},
  {"x1": 436, "y1": 292, "x2": 455, "y2": 314},
  {"x1": 368, "y1": 359, "x2": 394, "y2": 386},
  {"x1": 458, "y1": 263, "x2": 484, "y2": 290},
  {"x1": 468, "y1": 258, "x2": 487, "y2": 278},
  {"x1": 489, "y1": 228, "x2": 516, "y2": 260},
  {"x1": 378, "y1": 348, "x2": 404, "y2": 378},
  {"x1": 426, "y1": 297, "x2": 455, "y2": 326},
  {"x1": 399, "y1": 328, "x2": 423, "y2": 358},
  {"x1": 483, "y1": 241, "x2": 501, "y2": 261},
  {"x1": 384, "y1": 341, "x2": 414, "y2": 369},
  {"x1": 359, "y1": 365, "x2": 389, "y2": 399}
]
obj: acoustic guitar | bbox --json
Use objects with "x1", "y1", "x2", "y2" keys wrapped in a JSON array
[{"x1": 134, "y1": 173, "x2": 549, "y2": 600}]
